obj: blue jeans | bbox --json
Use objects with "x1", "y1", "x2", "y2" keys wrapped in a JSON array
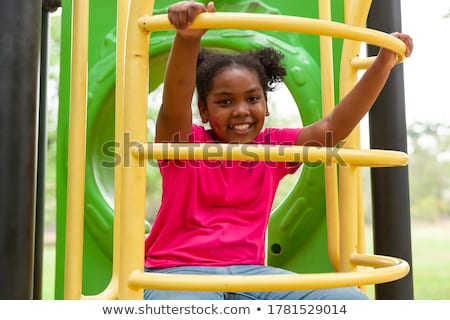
[{"x1": 143, "y1": 265, "x2": 368, "y2": 300}]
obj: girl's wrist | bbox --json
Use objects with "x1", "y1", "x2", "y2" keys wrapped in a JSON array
[
  {"x1": 175, "y1": 29, "x2": 205, "y2": 42},
  {"x1": 375, "y1": 49, "x2": 398, "y2": 70}
]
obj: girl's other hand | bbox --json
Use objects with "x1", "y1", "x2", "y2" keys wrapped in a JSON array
[{"x1": 378, "y1": 32, "x2": 414, "y2": 68}]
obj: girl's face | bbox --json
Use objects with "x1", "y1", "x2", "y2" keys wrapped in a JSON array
[{"x1": 199, "y1": 66, "x2": 268, "y2": 143}]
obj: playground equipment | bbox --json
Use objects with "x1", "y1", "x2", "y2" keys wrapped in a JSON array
[
  {"x1": 0, "y1": 0, "x2": 413, "y2": 300},
  {"x1": 0, "y1": 0, "x2": 61, "y2": 299},
  {"x1": 57, "y1": 0, "x2": 411, "y2": 300}
]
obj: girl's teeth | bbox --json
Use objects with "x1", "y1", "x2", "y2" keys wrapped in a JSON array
[{"x1": 233, "y1": 124, "x2": 249, "y2": 130}]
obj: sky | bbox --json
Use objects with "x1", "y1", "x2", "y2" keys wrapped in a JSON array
[
  {"x1": 355, "y1": 1, "x2": 450, "y2": 148},
  {"x1": 401, "y1": 0, "x2": 450, "y2": 124}
]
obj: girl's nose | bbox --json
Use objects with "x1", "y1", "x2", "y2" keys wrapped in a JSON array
[{"x1": 232, "y1": 101, "x2": 250, "y2": 116}]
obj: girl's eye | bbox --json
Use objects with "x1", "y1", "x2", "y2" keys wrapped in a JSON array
[
  {"x1": 217, "y1": 99, "x2": 232, "y2": 106},
  {"x1": 248, "y1": 96, "x2": 260, "y2": 103}
]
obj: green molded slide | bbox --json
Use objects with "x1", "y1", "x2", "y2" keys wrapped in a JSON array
[{"x1": 56, "y1": 0, "x2": 344, "y2": 298}]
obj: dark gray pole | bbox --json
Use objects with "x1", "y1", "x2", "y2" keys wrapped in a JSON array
[
  {"x1": 367, "y1": 0, "x2": 414, "y2": 300},
  {"x1": 0, "y1": 0, "x2": 42, "y2": 299},
  {"x1": 33, "y1": 7, "x2": 48, "y2": 300}
]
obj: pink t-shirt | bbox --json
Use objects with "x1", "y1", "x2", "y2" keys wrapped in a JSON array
[{"x1": 144, "y1": 124, "x2": 301, "y2": 268}]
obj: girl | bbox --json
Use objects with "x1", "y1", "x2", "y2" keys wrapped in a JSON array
[{"x1": 144, "y1": 1, "x2": 413, "y2": 300}]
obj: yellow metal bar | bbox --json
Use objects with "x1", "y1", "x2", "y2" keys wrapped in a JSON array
[
  {"x1": 347, "y1": 0, "x2": 371, "y2": 294},
  {"x1": 81, "y1": 0, "x2": 132, "y2": 302},
  {"x1": 319, "y1": 0, "x2": 340, "y2": 271},
  {"x1": 338, "y1": 165, "x2": 359, "y2": 272},
  {"x1": 139, "y1": 13, "x2": 406, "y2": 61},
  {"x1": 98, "y1": 0, "x2": 132, "y2": 300},
  {"x1": 64, "y1": 0, "x2": 89, "y2": 300},
  {"x1": 357, "y1": 168, "x2": 366, "y2": 255},
  {"x1": 350, "y1": 253, "x2": 405, "y2": 268},
  {"x1": 82, "y1": 0, "x2": 133, "y2": 301},
  {"x1": 346, "y1": 0, "x2": 372, "y2": 27},
  {"x1": 112, "y1": 0, "x2": 129, "y2": 296},
  {"x1": 128, "y1": 253, "x2": 408, "y2": 291},
  {"x1": 135, "y1": 143, "x2": 408, "y2": 167},
  {"x1": 318, "y1": 0, "x2": 335, "y2": 117},
  {"x1": 351, "y1": 56, "x2": 375, "y2": 70},
  {"x1": 118, "y1": 0, "x2": 153, "y2": 300},
  {"x1": 338, "y1": 0, "x2": 372, "y2": 273},
  {"x1": 325, "y1": 165, "x2": 340, "y2": 269}
]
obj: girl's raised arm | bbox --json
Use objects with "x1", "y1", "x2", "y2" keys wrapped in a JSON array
[
  {"x1": 296, "y1": 32, "x2": 413, "y2": 147},
  {"x1": 155, "y1": 1, "x2": 215, "y2": 142}
]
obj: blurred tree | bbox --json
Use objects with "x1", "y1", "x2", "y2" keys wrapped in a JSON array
[
  {"x1": 407, "y1": 121, "x2": 450, "y2": 220},
  {"x1": 44, "y1": 11, "x2": 61, "y2": 228}
]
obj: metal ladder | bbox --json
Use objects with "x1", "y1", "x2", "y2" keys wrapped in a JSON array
[{"x1": 64, "y1": 0, "x2": 409, "y2": 299}]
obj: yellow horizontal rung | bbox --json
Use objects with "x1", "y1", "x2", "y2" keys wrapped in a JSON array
[
  {"x1": 139, "y1": 13, "x2": 407, "y2": 62},
  {"x1": 351, "y1": 253, "x2": 405, "y2": 268},
  {"x1": 128, "y1": 254, "x2": 409, "y2": 292},
  {"x1": 351, "y1": 56, "x2": 376, "y2": 70},
  {"x1": 131, "y1": 143, "x2": 408, "y2": 167}
]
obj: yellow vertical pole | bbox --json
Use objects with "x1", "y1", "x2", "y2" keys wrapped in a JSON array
[
  {"x1": 101, "y1": 0, "x2": 131, "y2": 298},
  {"x1": 352, "y1": 1, "x2": 373, "y2": 267},
  {"x1": 64, "y1": 0, "x2": 90, "y2": 299},
  {"x1": 318, "y1": 0, "x2": 340, "y2": 271},
  {"x1": 118, "y1": 0, "x2": 153, "y2": 299},
  {"x1": 350, "y1": 0, "x2": 372, "y2": 262},
  {"x1": 338, "y1": 0, "x2": 372, "y2": 272}
]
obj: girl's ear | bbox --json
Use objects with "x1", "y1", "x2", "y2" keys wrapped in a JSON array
[
  {"x1": 199, "y1": 101, "x2": 209, "y2": 123},
  {"x1": 265, "y1": 102, "x2": 270, "y2": 116}
]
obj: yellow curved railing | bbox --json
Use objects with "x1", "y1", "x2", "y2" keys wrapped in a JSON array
[
  {"x1": 138, "y1": 14, "x2": 406, "y2": 62},
  {"x1": 129, "y1": 253, "x2": 409, "y2": 292},
  {"x1": 64, "y1": 0, "x2": 410, "y2": 300},
  {"x1": 133, "y1": 143, "x2": 408, "y2": 168}
]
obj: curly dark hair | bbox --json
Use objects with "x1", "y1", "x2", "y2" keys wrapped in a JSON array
[{"x1": 196, "y1": 47, "x2": 287, "y2": 106}]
